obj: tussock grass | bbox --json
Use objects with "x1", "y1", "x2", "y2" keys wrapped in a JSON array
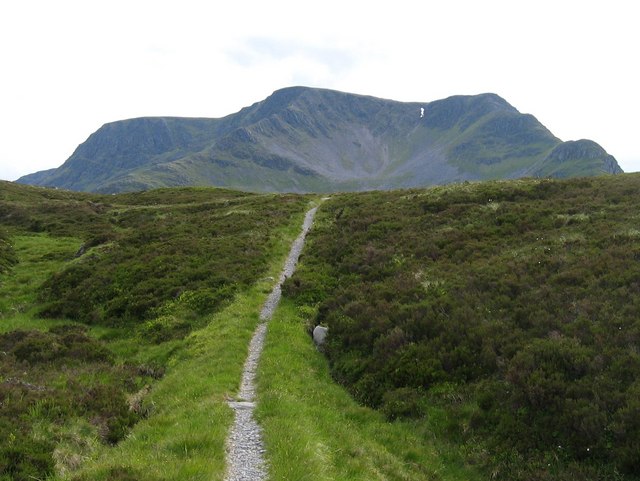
[{"x1": 0, "y1": 234, "x2": 81, "y2": 319}]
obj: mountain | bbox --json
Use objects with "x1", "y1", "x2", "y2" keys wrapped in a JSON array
[{"x1": 18, "y1": 87, "x2": 623, "y2": 193}]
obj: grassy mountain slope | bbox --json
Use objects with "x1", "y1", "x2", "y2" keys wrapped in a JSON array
[
  {"x1": 284, "y1": 173, "x2": 640, "y2": 480},
  {"x1": 18, "y1": 87, "x2": 622, "y2": 193},
  {"x1": 1, "y1": 181, "x2": 478, "y2": 481},
  {"x1": 18, "y1": 118, "x2": 223, "y2": 193}
]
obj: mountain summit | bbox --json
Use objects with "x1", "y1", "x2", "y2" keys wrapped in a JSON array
[{"x1": 18, "y1": 87, "x2": 622, "y2": 193}]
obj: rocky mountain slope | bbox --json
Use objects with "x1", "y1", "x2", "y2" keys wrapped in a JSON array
[{"x1": 18, "y1": 87, "x2": 623, "y2": 193}]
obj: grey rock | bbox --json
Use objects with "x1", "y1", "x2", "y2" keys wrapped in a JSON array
[
  {"x1": 313, "y1": 325, "x2": 328, "y2": 346},
  {"x1": 74, "y1": 244, "x2": 86, "y2": 258}
]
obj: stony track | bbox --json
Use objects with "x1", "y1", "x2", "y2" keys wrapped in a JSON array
[{"x1": 224, "y1": 206, "x2": 319, "y2": 481}]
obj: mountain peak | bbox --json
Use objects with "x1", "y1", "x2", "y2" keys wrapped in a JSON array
[
  {"x1": 422, "y1": 92, "x2": 518, "y2": 130},
  {"x1": 261, "y1": 86, "x2": 312, "y2": 109},
  {"x1": 537, "y1": 139, "x2": 623, "y2": 177}
]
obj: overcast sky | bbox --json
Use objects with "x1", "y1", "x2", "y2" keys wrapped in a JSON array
[{"x1": 1, "y1": 0, "x2": 638, "y2": 181}]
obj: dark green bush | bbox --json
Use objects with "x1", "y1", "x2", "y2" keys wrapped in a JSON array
[
  {"x1": 0, "y1": 327, "x2": 156, "y2": 478},
  {"x1": 0, "y1": 432, "x2": 54, "y2": 481},
  {"x1": 381, "y1": 387, "x2": 424, "y2": 420},
  {"x1": 0, "y1": 230, "x2": 16, "y2": 274},
  {"x1": 139, "y1": 315, "x2": 191, "y2": 344},
  {"x1": 1, "y1": 328, "x2": 112, "y2": 365}
]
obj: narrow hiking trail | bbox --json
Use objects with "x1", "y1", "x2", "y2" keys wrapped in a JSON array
[{"x1": 224, "y1": 205, "x2": 319, "y2": 481}]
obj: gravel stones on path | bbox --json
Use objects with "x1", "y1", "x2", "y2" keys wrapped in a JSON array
[{"x1": 224, "y1": 206, "x2": 319, "y2": 481}]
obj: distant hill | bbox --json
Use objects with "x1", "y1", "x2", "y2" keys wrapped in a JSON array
[{"x1": 18, "y1": 87, "x2": 623, "y2": 193}]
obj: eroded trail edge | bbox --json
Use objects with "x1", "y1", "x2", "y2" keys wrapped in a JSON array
[{"x1": 224, "y1": 205, "x2": 319, "y2": 481}]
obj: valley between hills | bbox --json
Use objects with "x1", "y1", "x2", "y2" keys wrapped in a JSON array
[{"x1": 1, "y1": 173, "x2": 639, "y2": 481}]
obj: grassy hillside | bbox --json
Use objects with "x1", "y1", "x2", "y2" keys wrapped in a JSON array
[
  {"x1": 0, "y1": 230, "x2": 16, "y2": 275},
  {"x1": 284, "y1": 174, "x2": 640, "y2": 480},
  {"x1": 0, "y1": 181, "x2": 310, "y2": 480},
  {"x1": 256, "y1": 298, "x2": 481, "y2": 481},
  {"x1": 0, "y1": 181, "x2": 482, "y2": 481},
  {"x1": 3, "y1": 175, "x2": 640, "y2": 480}
]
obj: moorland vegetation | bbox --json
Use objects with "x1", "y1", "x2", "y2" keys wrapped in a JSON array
[
  {"x1": 285, "y1": 174, "x2": 640, "y2": 480},
  {"x1": 2, "y1": 174, "x2": 640, "y2": 481},
  {"x1": 0, "y1": 182, "x2": 308, "y2": 480}
]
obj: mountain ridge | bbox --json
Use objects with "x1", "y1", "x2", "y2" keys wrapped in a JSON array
[{"x1": 18, "y1": 86, "x2": 622, "y2": 193}]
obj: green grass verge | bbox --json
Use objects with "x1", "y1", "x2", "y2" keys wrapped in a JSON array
[
  {"x1": 257, "y1": 299, "x2": 481, "y2": 481},
  {"x1": 68, "y1": 289, "x2": 261, "y2": 481}
]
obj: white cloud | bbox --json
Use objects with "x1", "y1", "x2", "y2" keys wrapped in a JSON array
[{"x1": 229, "y1": 37, "x2": 357, "y2": 74}]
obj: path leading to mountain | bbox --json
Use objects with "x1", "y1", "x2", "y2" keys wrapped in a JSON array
[{"x1": 224, "y1": 205, "x2": 319, "y2": 481}]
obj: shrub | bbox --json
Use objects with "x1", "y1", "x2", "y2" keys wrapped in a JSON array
[
  {"x1": 381, "y1": 387, "x2": 424, "y2": 420},
  {"x1": 139, "y1": 315, "x2": 191, "y2": 344},
  {"x1": 284, "y1": 175, "x2": 640, "y2": 478},
  {"x1": 0, "y1": 231, "x2": 17, "y2": 274},
  {"x1": 0, "y1": 431, "x2": 55, "y2": 481},
  {"x1": 0, "y1": 328, "x2": 113, "y2": 365},
  {"x1": 79, "y1": 384, "x2": 139, "y2": 444},
  {"x1": 177, "y1": 286, "x2": 235, "y2": 315},
  {"x1": 36, "y1": 189, "x2": 309, "y2": 326}
]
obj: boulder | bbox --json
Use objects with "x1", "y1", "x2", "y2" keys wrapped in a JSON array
[{"x1": 313, "y1": 325, "x2": 328, "y2": 346}]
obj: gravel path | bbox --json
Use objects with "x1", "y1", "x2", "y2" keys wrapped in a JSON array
[{"x1": 224, "y1": 206, "x2": 319, "y2": 481}]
